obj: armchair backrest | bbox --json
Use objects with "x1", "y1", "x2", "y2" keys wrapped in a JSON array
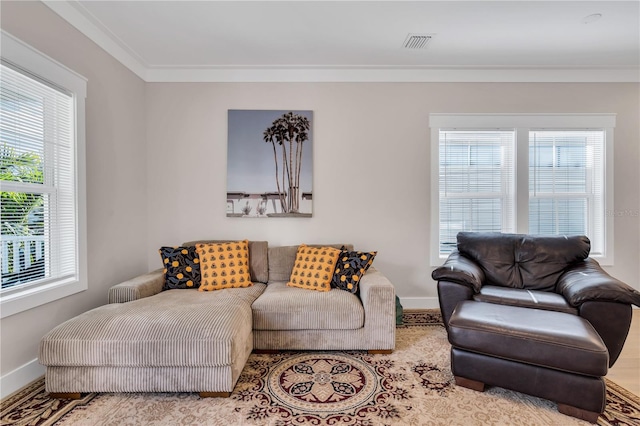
[{"x1": 457, "y1": 232, "x2": 590, "y2": 291}]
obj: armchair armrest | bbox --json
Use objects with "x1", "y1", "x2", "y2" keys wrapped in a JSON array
[
  {"x1": 108, "y1": 269, "x2": 164, "y2": 303},
  {"x1": 431, "y1": 251, "x2": 485, "y2": 293},
  {"x1": 359, "y1": 266, "x2": 396, "y2": 350},
  {"x1": 557, "y1": 258, "x2": 640, "y2": 307}
]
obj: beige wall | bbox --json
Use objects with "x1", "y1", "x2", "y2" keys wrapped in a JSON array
[
  {"x1": 2, "y1": 0, "x2": 639, "y2": 398},
  {"x1": 146, "y1": 82, "x2": 640, "y2": 302},
  {"x1": 0, "y1": 1, "x2": 148, "y2": 386}
]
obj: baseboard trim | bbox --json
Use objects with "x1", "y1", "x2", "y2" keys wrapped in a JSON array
[
  {"x1": 1, "y1": 359, "x2": 45, "y2": 400},
  {"x1": 399, "y1": 297, "x2": 440, "y2": 310}
]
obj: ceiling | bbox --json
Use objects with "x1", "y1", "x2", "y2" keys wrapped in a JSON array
[{"x1": 43, "y1": 1, "x2": 640, "y2": 82}]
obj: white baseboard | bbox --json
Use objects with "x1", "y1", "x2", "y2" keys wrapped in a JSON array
[
  {"x1": 1, "y1": 359, "x2": 44, "y2": 400},
  {"x1": 399, "y1": 297, "x2": 440, "y2": 310}
]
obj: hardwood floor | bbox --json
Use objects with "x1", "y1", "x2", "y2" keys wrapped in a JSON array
[{"x1": 606, "y1": 309, "x2": 640, "y2": 396}]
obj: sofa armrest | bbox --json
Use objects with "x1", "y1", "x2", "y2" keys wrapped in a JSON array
[
  {"x1": 359, "y1": 266, "x2": 396, "y2": 350},
  {"x1": 431, "y1": 250, "x2": 484, "y2": 293},
  {"x1": 108, "y1": 269, "x2": 164, "y2": 303},
  {"x1": 557, "y1": 258, "x2": 640, "y2": 307}
]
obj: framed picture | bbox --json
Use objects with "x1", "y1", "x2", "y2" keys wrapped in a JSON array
[{"x1": 227, "y1": 110, "x2": 313, "y2": 218}]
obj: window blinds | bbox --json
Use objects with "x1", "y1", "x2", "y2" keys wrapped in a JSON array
[
  {"x1": 438, "y1": 130, "x2": 515, "y2": 254},
  {"x1": 0, "y1": 62, "x2": 77, "y2": 289},
  {"x1": 529, "y1": 130, "x2": 605, "y2": 255}
]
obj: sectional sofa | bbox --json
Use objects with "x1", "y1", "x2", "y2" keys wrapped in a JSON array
[{"x1": 39, "y1": 241, "x2": 396, "y2": 398}]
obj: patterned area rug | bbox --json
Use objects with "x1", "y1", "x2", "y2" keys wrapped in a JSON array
[{"x1": 2, "y1": 310, "x2": 639, "y2": 426}]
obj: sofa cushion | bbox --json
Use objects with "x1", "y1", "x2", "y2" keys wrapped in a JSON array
[
  {"x1": 457, "y1": 232, "x2": 590, "y2": 291},
  {"x1": 39, "y1": 284, "x2": 266, "y2": 368},
  {"x1": 473, "y1": 285, "x2": 578, "y2": 315},
  {"x1": 332, "y1": 248, "x2": 377, "y2": 293},
  {"x1": 184, "y1": 240, "x2": 268, "y2": 284},
  {"x1": 158, "y1": 246, "x2": 201, "y2": 290},
  {"x1": 196, "y1": 240, "x2": 253, "y2": 291},
  {"x1": 252, "y1": 281, "x2": 365, "y2": 330},
  {"x1": 269, "y1": 244, "x2": 353, "y2": 282},
  {"x1": 287, "y1": 244, "x2": 341, "y2": 292}
]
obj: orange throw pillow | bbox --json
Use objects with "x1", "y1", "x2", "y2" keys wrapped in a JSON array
[
  {"x1": 196, "y1": 240, "x2": 252, "y2": 291},
  {"x1": 287, "y1": 244, "x2": 341, "y2": 292}
]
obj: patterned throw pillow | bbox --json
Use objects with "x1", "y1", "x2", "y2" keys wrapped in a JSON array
[
  {"x1": 158, "y1": 246, "x2": 201, "y2": 290},
  {"x1": 331, "y1": 247, "x2": 377, "y2": 293},
  {"x1": 195, "y1": 240, "x2": 253, "y2": 291},
  {"x1": 287, "y1": 244, "x2": 341, "y2": 292}
]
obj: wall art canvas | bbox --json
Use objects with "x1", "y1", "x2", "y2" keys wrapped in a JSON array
[{"x1": 227, "y1": 110, "x2": 313, "y2": 218}]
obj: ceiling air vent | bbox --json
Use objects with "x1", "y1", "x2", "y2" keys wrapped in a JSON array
[{"x1": 402, "y1": 33, "x2": 433, "y2": 49}]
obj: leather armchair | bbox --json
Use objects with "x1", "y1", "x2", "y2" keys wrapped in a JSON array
[{"x1": 433, "y1": 232, "x2": 640, "y2": 366}]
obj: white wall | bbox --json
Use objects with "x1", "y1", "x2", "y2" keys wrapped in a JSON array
[
  {"x1": 146, "y1": 82, "x2": 640, "y2": 307},
  {"x1": 0, "y1": 1, "x2": 148, "y2": 396}
]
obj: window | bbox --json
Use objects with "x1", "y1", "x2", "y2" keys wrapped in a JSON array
[
  {"x1": 439, "y1": 130, "x2": 515, "y2": 254},
  {"x1": 529, "y1": 130, "x2": 606, "y2": 254},
  {"x1": 430, "y1": 114, "x2": 614, "y2": 265},
  {"x1": 0, "y1": 31, "x2": 87, "y2": 318}
]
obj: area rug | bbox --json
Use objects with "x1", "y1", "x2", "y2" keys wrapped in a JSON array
[{"x1": 2, "y1": 310, "x2": 639, "y2": 426}]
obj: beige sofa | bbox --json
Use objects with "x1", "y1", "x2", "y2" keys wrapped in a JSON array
[{"x1": 39, "y1": 242, "x2": 396, "y2": 397}]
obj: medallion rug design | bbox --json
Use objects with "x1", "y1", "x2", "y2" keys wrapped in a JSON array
[{"x1": 2, "y1": 310, "x2": 639, "y2": 426}]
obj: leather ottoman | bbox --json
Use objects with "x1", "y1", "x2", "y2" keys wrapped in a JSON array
[{"x1": 448, "y1": 301, "x2": 609, "y2": 423}]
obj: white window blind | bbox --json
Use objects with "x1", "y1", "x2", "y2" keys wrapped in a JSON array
[
  {"x1": 438, "y1": 130, "x2": 515, "y2": 254},
  {"x1": 1, "y1": 61, "x2": 77, "y2": 290},
  {"x1": 430, "y1": 114, "x2": 614, "y2": 265},
  {"x1": 529, "y1": 130, "x2": 605, "y2": 255}
]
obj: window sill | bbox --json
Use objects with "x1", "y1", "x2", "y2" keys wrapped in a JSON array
[{"x1": 0, "y1": 278, "x2": 87, "y2": 318}]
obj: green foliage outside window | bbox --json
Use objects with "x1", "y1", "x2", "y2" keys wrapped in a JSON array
[{"x1": 0, "y1": 144, "x2": 44, "y2": 237}]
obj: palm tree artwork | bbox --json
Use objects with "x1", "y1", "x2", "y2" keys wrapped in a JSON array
[
  {"x1": 227, "y1": 110, "x2": 313, "y2": 218},
  {"x1": 262, "y1": 112, "x2": 310, "y2": 214}
]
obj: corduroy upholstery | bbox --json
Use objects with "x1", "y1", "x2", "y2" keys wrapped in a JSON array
[
  {"x1": 252, "y1": 281, "x2": 365, "y2": 330},
  {"x1": 41, "y1": 286, "x2": 265, "y2": 367},
  {"x1": 39, "y1": 241, "x2": 396, "y2": 395},
  {"x1": 108, "y1": 270, "x2": 164, "y2": 303},
  {"x1": 253, "y1": 267, "x2": 396, "y2": 351},
  {"x1": 41, "y1": 285, "x2": 265, "y2": 393}
]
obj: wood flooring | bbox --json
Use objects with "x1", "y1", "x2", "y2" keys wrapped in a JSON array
[{"x1": 606, "y1": 308, "x2": 640, "y2": 396}]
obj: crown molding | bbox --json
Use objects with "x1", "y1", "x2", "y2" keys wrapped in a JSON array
[
  {"x1": 144, "y1": 66, "x2": 640, "y2": 83},
  {"x1": 43, "y1": 0, "x2": 148, "y2": 80},
  {"x1": 44, "y1": 1, "x2": 640, "y2": 83}
]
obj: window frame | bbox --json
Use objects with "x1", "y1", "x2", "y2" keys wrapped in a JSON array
[
  {"x1": 430, "y1": 113, "x2": 615, "y2": 266},
  {"x1": 0, "y1": 31, "x2": 87, "y2": 318}
]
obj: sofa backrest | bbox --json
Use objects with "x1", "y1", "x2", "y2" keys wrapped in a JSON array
[
  {"x1": 268, "y1": 244, "x2": 353, "y2": 282},
  {"x1": 182, "y1": 240, "x2": 269, "y2": 283},
  {"x1": 456, "y1": 232, "x2": 590, "y2": 291}
]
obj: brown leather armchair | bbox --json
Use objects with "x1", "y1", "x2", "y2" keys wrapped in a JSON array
[
  {"x1": 433, "y1": 232, "x2": 640, "y2": 367},
  {"x1": 432, "y1": 232, "x2": 640, "y2": 422}
]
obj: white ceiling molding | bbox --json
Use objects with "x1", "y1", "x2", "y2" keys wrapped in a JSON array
[
  {"x1": 144, "y1": 66, "x2": 639, "y2": 83},
  {"x1": 44, "y1": 1, "x2": 640, "y2": 83},
  {"x1": 43, "y1": 0, "x2": 148, "y2": 80}
]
